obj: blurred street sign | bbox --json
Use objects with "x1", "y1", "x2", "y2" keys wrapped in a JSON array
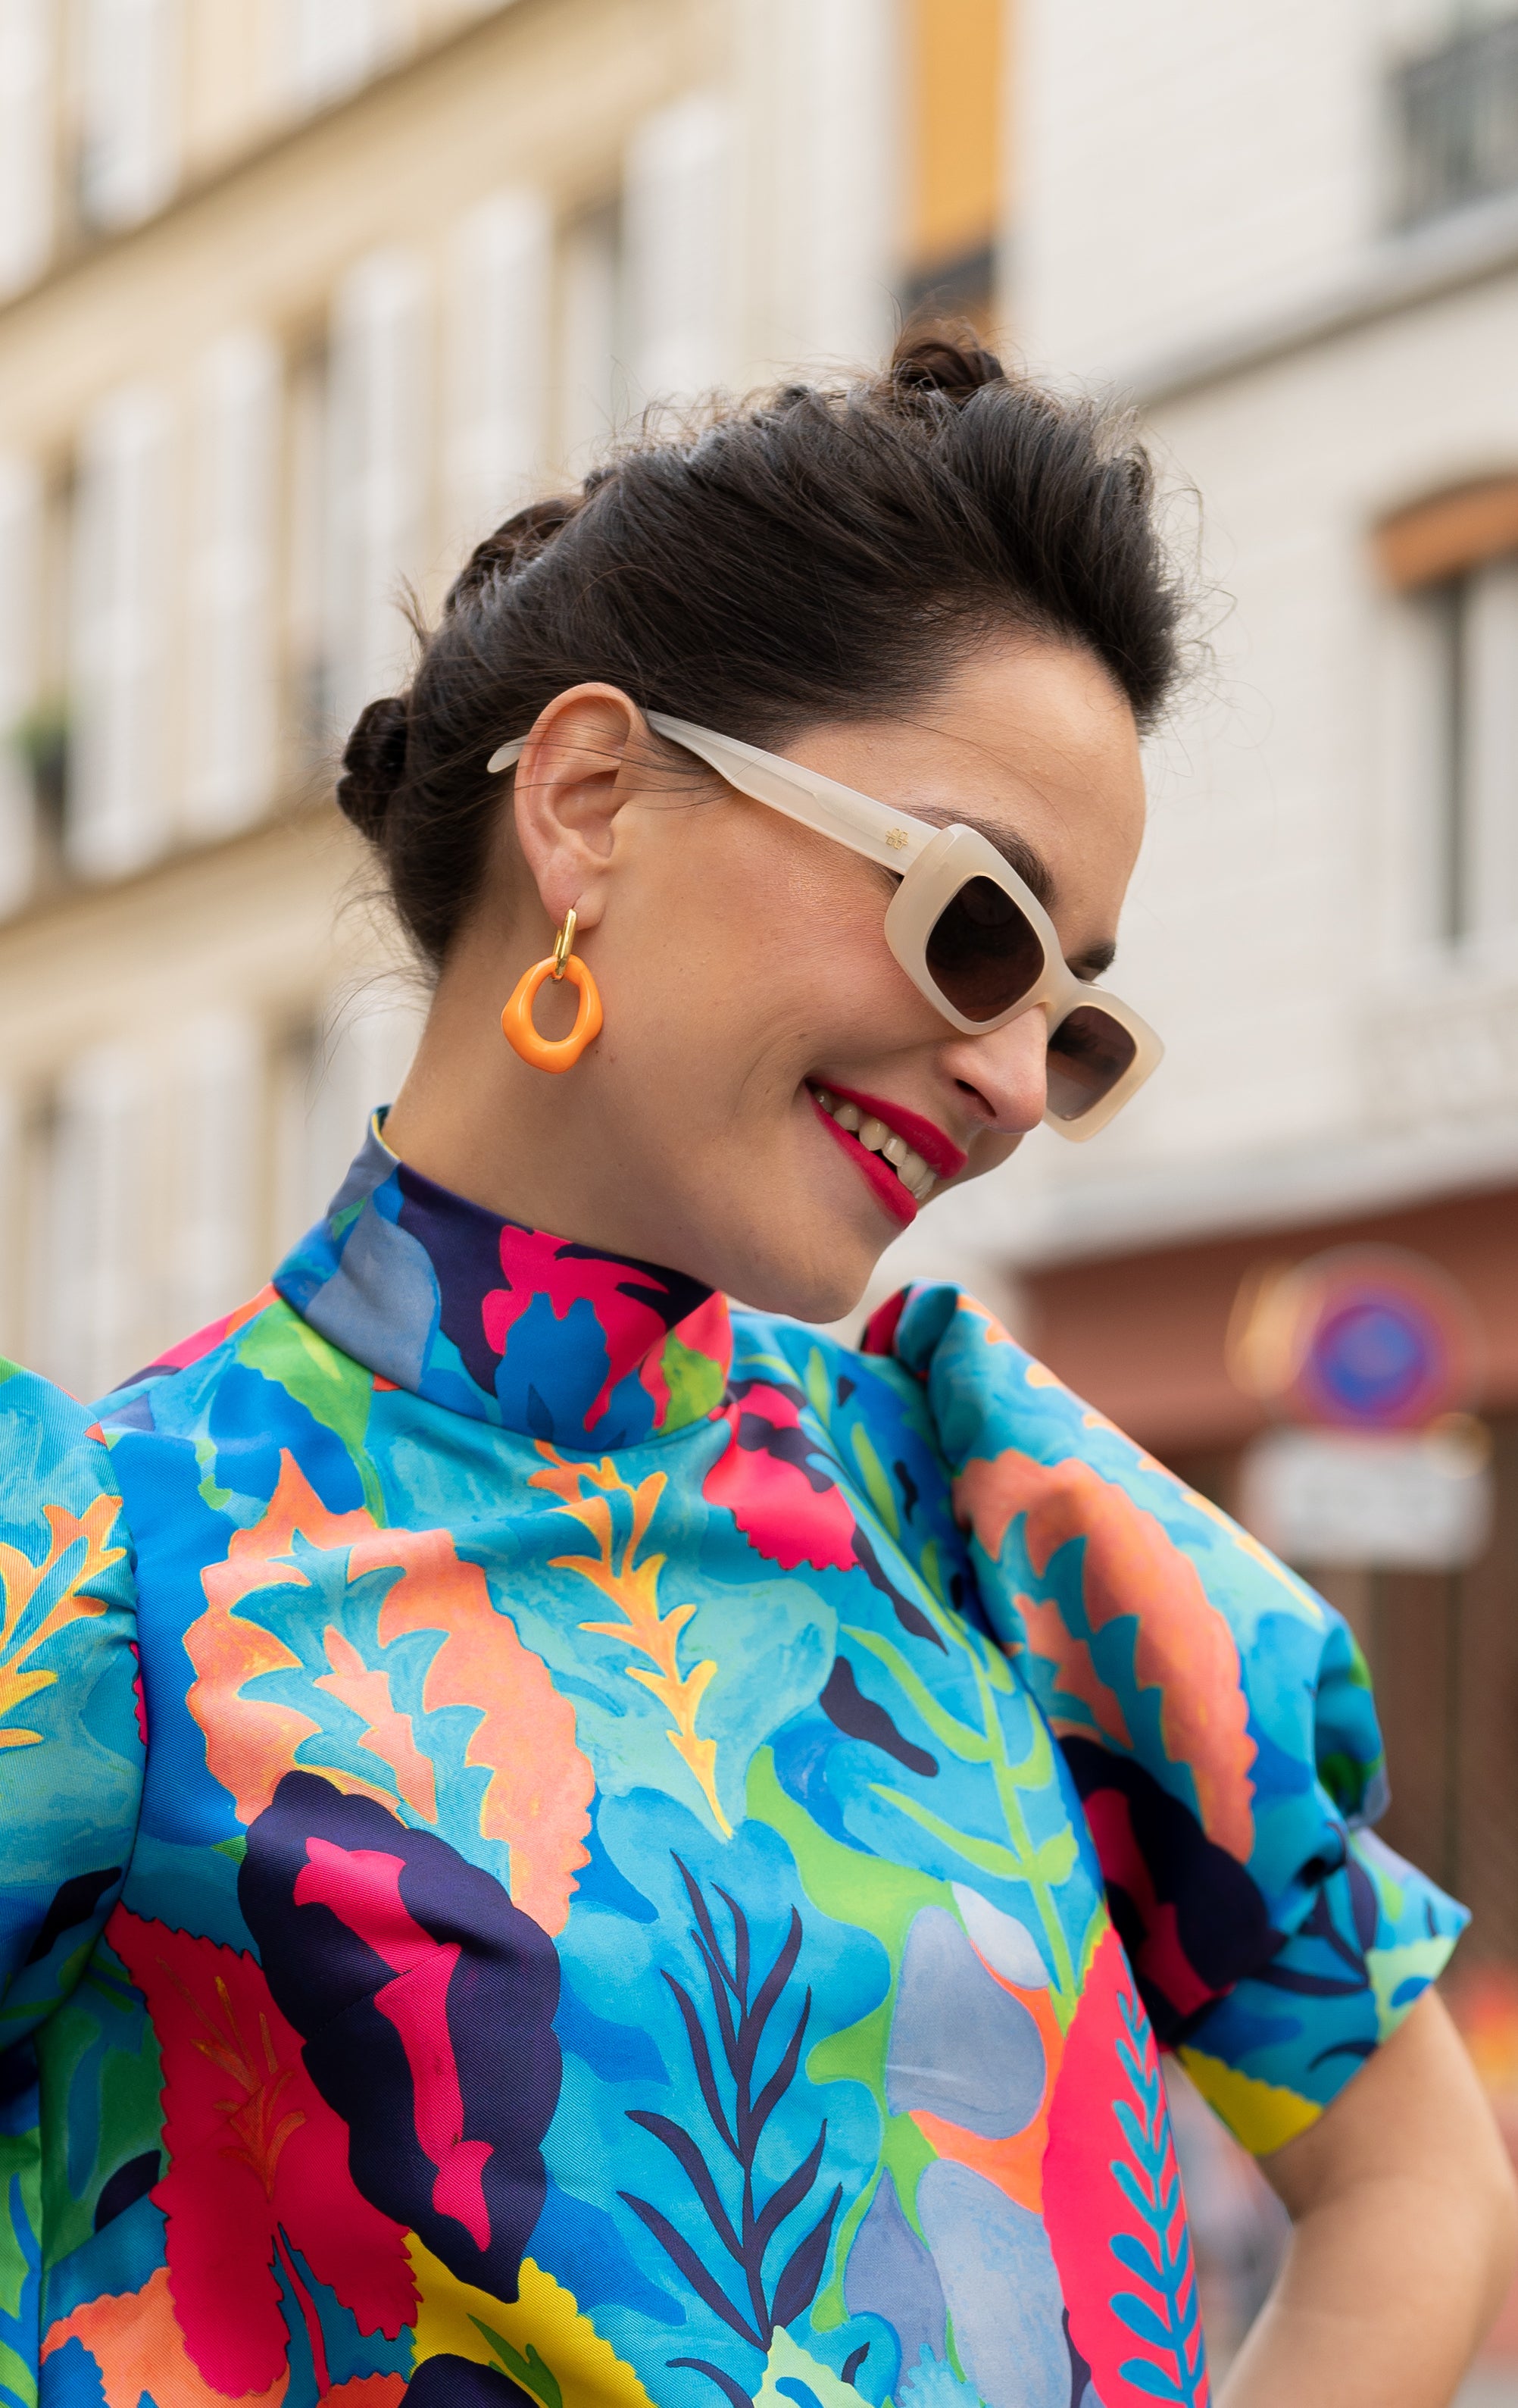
[
  {"x1": 1226, "y1": 1244, "x2": 1481, "y2": 1431},
  {"x1": 1240, "y1": 1423, "x2": 1493, "y2": 1570}
]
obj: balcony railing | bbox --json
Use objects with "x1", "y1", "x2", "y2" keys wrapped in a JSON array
[{"x1": 1396, "y1": 13, "x2": 1518, "y2": 229}]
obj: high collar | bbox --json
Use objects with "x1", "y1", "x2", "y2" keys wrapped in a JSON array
[{"x1": 273, "y1": 1117, "x2": 732, "y2": 1450}]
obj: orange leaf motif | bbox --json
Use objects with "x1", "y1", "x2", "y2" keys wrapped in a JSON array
[
  {"x1": 45, "y1": 2265, "x2": 289, "y2": 2408},
  {"x1": 955, "y1": 1449, "x2": 1257, "y2": 1862},
  {"x1": 185, "y1": 1453, "x2": 592, "y2": 1934},
  {"x1": 0, "y1": 1493, "x2": 126, "y2": 1747}
]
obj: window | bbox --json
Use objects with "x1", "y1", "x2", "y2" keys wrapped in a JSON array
[
  {"x1": 446, "y1": 188, "x2": 551, "y2": 551},
  {"x1": 0, "y1": 0, "x2": 53, "y2": 296},
  {"x1": 74, "y1": 0, "x2": 181, "y2": 233},
  {"x1": 184, "y1": 330, "x2": 280, "y2": 840},
  {"x1": 0, "y1": 456, "x2": 41, "y2": 916},
  {"x1": 557, "y1": 202, "x2": 626, "y2": 471},
  {"x1": 325, "y1": 249, "x2": 431, "y2": 735},
  {"x1": 1379, "y1": 480, "x2": 1518, "y2": 946},
  {"x1": 282, "y1": 0, "x2": 394, "y2": 113},
  {"x1": 67, "y1": 384, "x2": 176, "y2": 881},
  {"x1": 1394, "y1": 8, "x2": 1518, "y2": 229},
  {"x1": 623, "y1": 92, "x2": 731, "y2": 402}
]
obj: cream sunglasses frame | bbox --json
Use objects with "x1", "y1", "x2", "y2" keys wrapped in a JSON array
[{"x1": 487, "y1": 709, "x2": 1163, "y2": 1141}]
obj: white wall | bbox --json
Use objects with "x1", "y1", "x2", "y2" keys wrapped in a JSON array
[{"x1": 1012, "y1": 0, "x2": 1383, "y2": 380}]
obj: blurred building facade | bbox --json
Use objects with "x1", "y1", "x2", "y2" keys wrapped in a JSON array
[{"x1": 0, "y1": 0, "x2": 1003, "y2": 1402}]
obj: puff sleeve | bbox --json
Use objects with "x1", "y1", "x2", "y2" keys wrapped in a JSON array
[{"x1": 865, "y1": 1283, "x2": 1467, "y2": 2157}]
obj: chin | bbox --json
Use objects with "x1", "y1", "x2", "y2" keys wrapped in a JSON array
[{"x1": 719, "y1": 1235, "x2": 876, "y2": 1328}]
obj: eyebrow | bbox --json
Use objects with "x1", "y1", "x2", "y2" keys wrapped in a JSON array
[{"x1": 910, "y1": 806, "x2": 1119, "y2": 983}]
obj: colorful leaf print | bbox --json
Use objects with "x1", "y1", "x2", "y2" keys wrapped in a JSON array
[
  {"x1": 0, "y1": 1496, "x2": 124, "y2": 1749},
  {"x1": 241, "y1": 1774, "x2": 561, "y2": 2305},
  {"x1": 954, "y1": 1448, "x2": 1257, "y2": 1862},
  {"x1": 531, "y1": 1451, "x2": 729, "y2": 1837},
  {"x1": 186, "y1": 1450, "x2": 592, "y2": 1932},
  {"x1": 102, "y1": 1906, "x2": 415, "y2": 2397},
  {"x1": 44, "y1": 2266, "x2": 408, "y2": 2408},
  {"x1": 621, "y1": 1859, "x2": 841, "y2": 2358}
]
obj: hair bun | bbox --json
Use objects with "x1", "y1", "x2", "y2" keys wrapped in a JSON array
[
  {"x1": 337, "y1": 694, "x2": 410, "y2": 841},
  {"x1": 891, "y1": 324, "x2": 1005, "y2": 405},
  {"x1": 445, "y1": 493, "x2": 580, "y2": 616}
]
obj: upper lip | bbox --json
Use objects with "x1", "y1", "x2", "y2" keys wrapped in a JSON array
[{"x1": 811, "y1": 1082, "x2": 968, "y2": 1181}]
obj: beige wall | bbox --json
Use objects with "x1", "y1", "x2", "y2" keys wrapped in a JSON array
[{"x1": 0, "y1": 0, "x2": 912, "y2": 1398}]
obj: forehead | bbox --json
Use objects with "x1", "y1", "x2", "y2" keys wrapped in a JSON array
[{"x1": 786, "y1": 632, "x2": 1148, "y2": 915}]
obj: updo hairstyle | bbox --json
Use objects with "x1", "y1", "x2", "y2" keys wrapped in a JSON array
[{"x1": 337, "y1": 327, "x2": 1185, "y2": 971}]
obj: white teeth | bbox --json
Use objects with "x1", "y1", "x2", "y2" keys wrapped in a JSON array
[{"x1": 811, "y1": 1086, "x2": 935, "y2": 1202}]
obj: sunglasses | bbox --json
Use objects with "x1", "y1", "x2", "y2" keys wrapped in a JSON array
[{"x1": 488, "y1": 710, "x2": 1162, "y2": 1140}]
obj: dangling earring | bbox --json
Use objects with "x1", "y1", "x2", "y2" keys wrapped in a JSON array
[{"x1": 501, "y1": 908, "x2": 604, "y2": 1073}]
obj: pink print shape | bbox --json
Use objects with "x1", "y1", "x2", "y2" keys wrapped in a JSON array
[
  {"x1": 704, "y1": 1384, "x2": 860, "y2": 1572},
  {"x1": 481, "y1": 1227, "x2": 681, "y2": 1429},
  {"x1": 1081, "y1": 1789, "x2": 1218, "y2": 2024},
  {"x1": 295, "y1": 1837, "x2": 493, "y2": 2253},
  {"x1": 105, "y1": 1906, "x2": 415, "y2": 2400}
]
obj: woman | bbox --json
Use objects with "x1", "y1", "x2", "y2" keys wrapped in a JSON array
[{"x1": 3, "y1": 335, "x2": 1511, "y2": 2408}]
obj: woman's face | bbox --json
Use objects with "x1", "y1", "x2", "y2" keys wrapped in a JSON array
[{"x1": 411, "y1": 633, "x2": 1148, "y2": 1321}]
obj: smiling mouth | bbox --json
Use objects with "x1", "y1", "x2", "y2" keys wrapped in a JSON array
[{"x1": 807, "y1": 1084, "x2": 938, "y2": 1218}]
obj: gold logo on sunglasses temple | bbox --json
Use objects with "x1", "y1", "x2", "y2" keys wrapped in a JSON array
[{"x1": 886, "y1": 829, "x2": 910, "y2": 849}]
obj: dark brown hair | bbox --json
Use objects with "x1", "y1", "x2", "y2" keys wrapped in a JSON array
[{"x1": 338, "y1": 327, "x2": 1185, "y2": 970}]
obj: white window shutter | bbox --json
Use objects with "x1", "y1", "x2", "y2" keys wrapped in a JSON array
[
  {"x1": 624, "y1": 92, "x2": 732, "y2": 402},
  {"x1": 282, "y1": 0, "x2": 411, "y2": 113},
  {"x1": 68, "y1": 385, "x2": 176, "y2": 881},
  {"x1": 327, "y1": 249, "x2": 430, "y2": 733},
  {"x1": 47, "y1": 1044, "x2": 149, "y2": 1401},
  {"x1": 169, "y1": 1011, "x2": 261, "y2": 1335},
  {"x1": 0, "y1": 455, "x2": 40, "y2": 918},
  {"x1": 558, "y1": 205, "x2": 624, "y2": 470},
  {"x1": 446, "y1": 188, "x2": 550, "y2": 549},
  {"x1": 741, "y1": 0, "x2": 898, "y2": 365},
  {"x1": 0, "y1": 0, "x2": 52, "y2": 298},
  {"x1": 77, "y1": 0, "x2": 181, "y2": 232},
  {"x1": 184, "y1": 330, "x2": 280, "y2": 840}
]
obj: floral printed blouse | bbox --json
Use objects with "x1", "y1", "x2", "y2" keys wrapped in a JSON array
[{"x1": 0, "y1": 1117, "x2": 1463, "y2": 2408}]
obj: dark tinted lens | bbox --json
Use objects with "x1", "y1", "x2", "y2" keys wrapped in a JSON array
[
  {"x1": 924, "y1": 876, "x2": 1046, "y2": 1023},
  {"x1": 1046, "y1": 1004, "x2": 1138, "y2": 1121}
]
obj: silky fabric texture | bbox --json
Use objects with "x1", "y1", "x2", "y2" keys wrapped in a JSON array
[{"x1": 0, "y1": 1117, "x2": 1464, "y2": 2408}]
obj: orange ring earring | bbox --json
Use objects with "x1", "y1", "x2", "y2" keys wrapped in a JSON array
[{"x1": 501, "y1": 908, "x2": 604, "y2": 1073}]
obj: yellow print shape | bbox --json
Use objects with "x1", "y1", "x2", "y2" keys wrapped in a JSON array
[{"x1": 532, "y1": 1449, "x2": 730, "y2": 1837}]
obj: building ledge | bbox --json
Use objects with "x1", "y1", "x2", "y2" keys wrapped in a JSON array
[{"x1": 1102, "y1": 186, "x2": 1518, "y2": 408}]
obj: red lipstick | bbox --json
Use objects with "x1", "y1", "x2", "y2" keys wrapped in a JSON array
[
  {"x1": 815, "y1": 1084, "x2": 967, "y2": 1180},
  {"x1": 811, "y1": 1095, "x2": 919, "y2": 1227}
]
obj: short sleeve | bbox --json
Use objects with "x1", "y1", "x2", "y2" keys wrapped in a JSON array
[
  {"x1": 865, "y1": 1282, "x2": 1467, "y2": 2158},
  {"x1": 0, "y1": 1363, "x2": 144, "y2": 2041}
]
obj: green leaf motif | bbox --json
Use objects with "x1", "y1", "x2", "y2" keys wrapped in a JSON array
[
  {"x1": 848, "y1": 1423, "x2": 900, "y2": 1540},
  {"x1": 842, "y1": 1628, "x2": 989, "y2": 1762},
  {"x1": 236, "y1": 1303, "x2": 384, "y2": 1519},
  {"x1": 472, "y1": 2319, "x2": 562, "y2": 2408}
]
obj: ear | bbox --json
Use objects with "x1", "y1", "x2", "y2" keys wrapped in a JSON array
[{"x1": 509, "y1": 683, "x2": 650, "y2": 937}]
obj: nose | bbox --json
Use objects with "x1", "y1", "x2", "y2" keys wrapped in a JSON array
[{"x1": 939, "y1": 1006, "x2": 1049, "y2": 1136}]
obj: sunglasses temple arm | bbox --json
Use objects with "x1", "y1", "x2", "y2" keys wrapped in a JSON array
[{"x1": 487, "y1": 718, "x2": 927, "y2": 875}]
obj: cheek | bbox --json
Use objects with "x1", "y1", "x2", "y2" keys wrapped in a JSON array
[{"x1": 602, "y1": 831, "x2": 896, "y2": 1077}]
